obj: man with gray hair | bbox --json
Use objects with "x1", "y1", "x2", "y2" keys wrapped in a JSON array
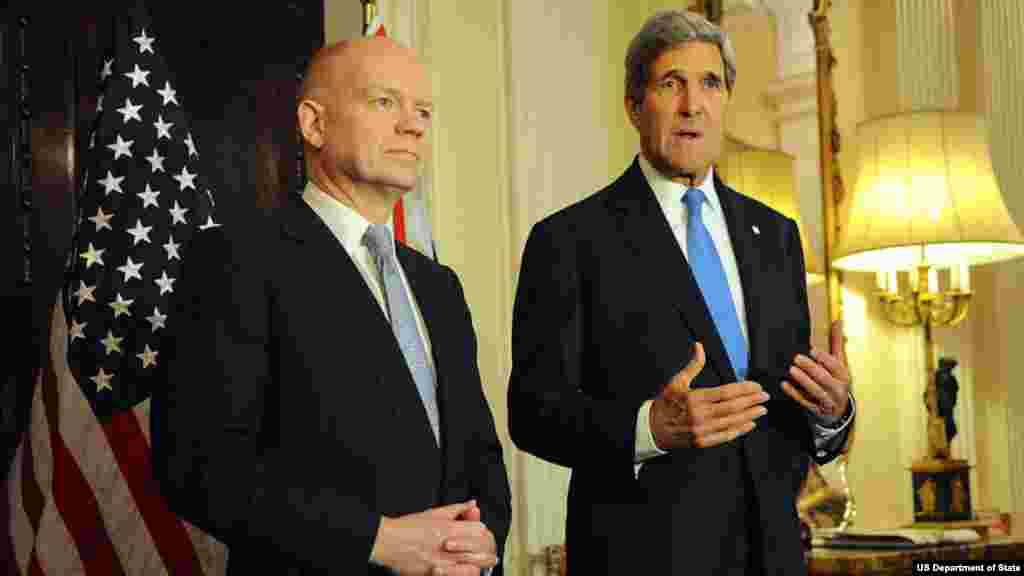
[{"x1": 508, "y1": 10, "x2": 854, "y2": 574}]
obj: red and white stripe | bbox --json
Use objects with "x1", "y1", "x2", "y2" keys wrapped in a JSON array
[{"x1": 5, "y1": 294, "x2": 227, "y2": 575}]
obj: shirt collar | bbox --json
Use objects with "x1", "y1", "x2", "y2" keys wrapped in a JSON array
[
  {"x1": 301, "y1": 181, "x2": 394, "y2": 256},
  {"x1": 637, "y1": 152, "x2": 723, "y2": 217}
]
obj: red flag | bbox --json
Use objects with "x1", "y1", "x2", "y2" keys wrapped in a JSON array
[
  {"x1": 365, "y1": 9, "x2": 437, "y2": 261},
  {"x1": 6, "y1": 4, "x2": 226, "y2": 574}
]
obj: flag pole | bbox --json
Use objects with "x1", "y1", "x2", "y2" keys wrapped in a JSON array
[{"x1": 362, "y1": 0, "x2": 377, "y2": 34}]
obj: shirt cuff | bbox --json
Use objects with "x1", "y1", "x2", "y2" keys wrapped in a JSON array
[
  {"x1": 811, "y1": 393, "x2": 855, "y2": 450},
  {"x1": 635, "y1": 399, "x2": 667, "y2": 463}
]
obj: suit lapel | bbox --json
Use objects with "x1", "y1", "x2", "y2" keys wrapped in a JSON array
[
  {"x1": 714, "y1": 177, "x2": 765, "y2": 379},
  {"x1": 607, "y1": 158, "x2": 736, "y2": 384},
  {"x1": 280, "y1": 199, "x2": 442, "y2": 458}
]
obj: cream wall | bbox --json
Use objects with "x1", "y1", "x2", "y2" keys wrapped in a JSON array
[{"x1": 321, "y1": 1, "x2": 1023, "y2": 572}]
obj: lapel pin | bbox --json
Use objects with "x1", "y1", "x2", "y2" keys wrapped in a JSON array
[{"x1": 752, "y1": 225, "x2": 760, "y2": 235}]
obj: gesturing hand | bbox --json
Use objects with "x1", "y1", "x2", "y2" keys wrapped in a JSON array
[
  {"x1": 782, "y1": 320, "x2": 851, "y2": 423},
  {"x1": 649, "y1": 342, "x2": 770, "y2": 451}
]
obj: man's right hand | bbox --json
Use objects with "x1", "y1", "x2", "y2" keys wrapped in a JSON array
[
  {"x1": 370, "y1": 500, "x2": 498, "y2": 575},
  {"x1": 649, "y1": 342, "x2": 770, "y2": 451}
]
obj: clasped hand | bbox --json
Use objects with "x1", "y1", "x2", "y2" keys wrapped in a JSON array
[{"x1": 373, "y1": 500, "x2": 497, "y2": 575}]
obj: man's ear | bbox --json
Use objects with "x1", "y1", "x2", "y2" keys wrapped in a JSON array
[
  {"x1": 625, "y1": 97, "x2": 641, "y2": 129},
  {"x1": 297, "y1": 99, "x2": 325, "y2": 149}
]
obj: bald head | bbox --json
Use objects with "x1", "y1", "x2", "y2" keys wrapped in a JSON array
[
  {"x1": 300, "y1": 37, "x2": 419, "y2": 104},
  {"x1": 296, "y1": 36, "x2": 432, "y2": 222}
]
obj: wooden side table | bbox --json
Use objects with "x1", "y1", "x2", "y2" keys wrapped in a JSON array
[{"x1": 808, "y1": 536, "x2": 1024, "y2": 575}]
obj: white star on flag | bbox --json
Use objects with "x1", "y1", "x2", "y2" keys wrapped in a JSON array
[
  {"x1": 70, "y1": 319, "x2": 88, "y2": 341},
  {"x1": 109, "y1": 293, "x2": 134, "y2": 318},
  {"x1": 107, "y1": 134, "x2": 134, "y2": 160},
  {"x1": 154, "y1": 271, "x2": 176, "y2": 295},
  {"x1": 126, "y1": 219, "x2": 153, "y2": 245},
  {"x1": 101, "y1": 330, "x2": 124, "y2": 356},
  {"x1": 124, "y1": 64, "x2": 151, "y2": 88},
  {"x1": 80, "y1": 243, "x2": 105, "y2": 269},
  {"x1": 92, "y1": 368, "x2": 115, "y2": 392},
  {"x1": 138, "y1": 183, "x2": 161, "y2": 209},
  {"x1": 157, "y1": 81, "x2": 178, "y2": 106},
  {"x1": 162, "y1": 235, "x2": 181, "y2": 261},
  {"x1": 154, "y1": 114, "x2": 173, "y2": 140},
  {"x1": 88, "y1": 206, "x2": 115, "y2": 231},
  {"x1": 145, "y1": 148, "x2": 166, "y2": 173},
  {"x1": 101, "y1": 58, "x2": 114, "y2": 80},
  {"x1": 116, "y1": 98, "x2": 144, "y2": 123},
  {"x1": 184, "y1": 133, "x2": 198, "y2": 157},
  {"x1": 133, "y1": 29, "x2": 155, "y2": 54},
  {"x1": 72, "y1": 281, "x2": 97, "y2": 305},
  {"x1": 169, "y1": 201, "x2": 189, "y2": 225},
  {"x1": 146, "y1": 307, "x2": 168, "y2": 332},
  {"x1": 96, "y1": 94, "x2": 104, "y2": 112},
  {"x1": 98, "y1": 170, "x2": 125, "y2": 195},
  {"x1": 117, "y1": 257, "x2": 144, "y2": 282},
  {"x1": 199, "y1": 215, "x2": 220, "y2": 230},
  {"x1": 173, "y1": 166, "x2": 196, "y2": 191},
  {"x1": 137, "y1": 345, "x2": 159, "y2": 368}
]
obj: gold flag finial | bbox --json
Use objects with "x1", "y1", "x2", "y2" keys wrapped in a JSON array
[{"x1": 362, "y1": 0, "x2": 377, "y2": 34}]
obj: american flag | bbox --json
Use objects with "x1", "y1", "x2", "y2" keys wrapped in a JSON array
[{"x1": 6, "y1": 3, "x2": 226, "y2": 574}]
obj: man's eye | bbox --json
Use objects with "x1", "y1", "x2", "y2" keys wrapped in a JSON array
[
  {"x1": 660, "y1": 78, "x2": 677, "y2": 90},
  {"x1": 703, "y1": 77, "x2": 722, "y2": 89},
  {"x1": 417, "y1": 108, "x2": 432, "y2": 121},
  {"x1": 375, "y1": 97, "x2": 395, "y2": 109}
]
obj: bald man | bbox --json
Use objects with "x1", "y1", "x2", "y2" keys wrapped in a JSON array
[{"x1": 154, "y1": 38, "x2": 511, "y2": 576}]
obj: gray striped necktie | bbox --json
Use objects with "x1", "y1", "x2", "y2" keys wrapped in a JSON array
[{"x1": 363, "y1": 223, "x2": 440, "y2": 445}]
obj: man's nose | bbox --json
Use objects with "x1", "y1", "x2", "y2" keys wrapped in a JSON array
[
  {"x1": 397, "y1": 108, "x2": 426, "y2": 138},
  {"x1": 679, "y1": 84, "x2": 702, "y2": 116}
]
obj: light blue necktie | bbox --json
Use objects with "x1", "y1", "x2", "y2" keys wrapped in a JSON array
[
  {"x1": 364, "y1": 224, "x2": 441, "y2": 444},
  {"x1": 683, "y1": 187, "x2": 748, "y2": 381}
]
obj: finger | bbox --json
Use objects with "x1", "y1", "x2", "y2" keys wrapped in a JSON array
[
  {"x1": 443, "y1": 535, "x2": 490, "y2": 554},
  {"x1": 693, "y1": 380, "x2": 764, "y2": 404},
  {"x1": 455, "y1": 504, "x2": 482, "y2": 522},
  {"x1": 432, "y1": 500, "x2": 477, "y2": 520},
  {"x1": 788, "y1": 364, "x2": 836, "y2": 415},
  {"x1": 808, "y1": 347, "x2": 848, "y2": 381},
  {"x1": 781, "y1": 380, "x2": 822, "y2": 416},
  {"x1": 668, "y1": 342, "x2": 706, "y2": 395},
  {"x1": 792, "y1": 357, "x2": 839, "y2": 402},
  {"x1": 830, "y1": 320, "x2": 849, "y2": 365},
  {"x1": 694, "y1": 420, "x2": 756, "y2": 449},
  {"x1": 700, "y1": 385, "x2": 769, "y2": 416},
  {"x1": 692, "y1": 404, "x2": 767, "y2": 437},
  {"x1": 444, "y1": 551, "x2": 499, "y2": 568}
]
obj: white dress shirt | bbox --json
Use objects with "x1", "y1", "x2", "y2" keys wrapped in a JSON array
[
  {"x1": 304, "y1": 184, "x2": 501, "y2": 575},
  {"x1": 302, "y1": 182, "x2": 435, "y2": 372},
  {"x1": 631, "y1": 154, "x2": 853, "y2": 471}
]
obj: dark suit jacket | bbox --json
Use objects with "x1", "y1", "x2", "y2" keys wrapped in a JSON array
[
  {"x1": 508, "y1": 157, "x2": 850, "y2": 575},
  {"x1": 152, "y1": 196, "x2": 511, "y2": 575}
]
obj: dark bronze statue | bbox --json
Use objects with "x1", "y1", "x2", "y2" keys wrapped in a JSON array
[{"x1": 935, "y1": 357, "x2": 960, "y2": 444}]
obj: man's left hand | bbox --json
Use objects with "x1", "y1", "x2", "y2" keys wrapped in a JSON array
[{"x1": 782, "y1": 320, "x2": 851, "y2": 422}]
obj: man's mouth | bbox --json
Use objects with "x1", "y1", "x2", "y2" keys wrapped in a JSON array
[{"x1": 676, "y1": 129, "x2": 703, "y2": 140}]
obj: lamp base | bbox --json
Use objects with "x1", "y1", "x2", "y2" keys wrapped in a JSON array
[{"x1": 910, "y1": 458, "x2": 972, "y2": 522}]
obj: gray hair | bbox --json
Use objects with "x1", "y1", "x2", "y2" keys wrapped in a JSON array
[{"x1": 625, "y1": 10, "x2": 737, "y2": 107}]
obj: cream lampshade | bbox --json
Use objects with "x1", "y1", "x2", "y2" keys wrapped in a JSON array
[
  {"x1": 718, "y1": 142, "x2": 824, "y2": 284},
  {"x1": 832, "y1": 110, "x2": 1024, "y2": 273}
]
